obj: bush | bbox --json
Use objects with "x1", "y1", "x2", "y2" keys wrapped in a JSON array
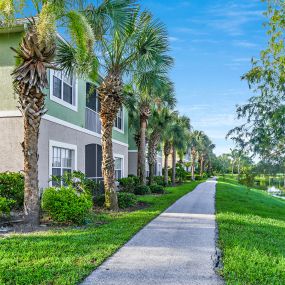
[
  {"x1": 153, "y1": 176, "x2": 167, "y2": 186},
  {"x1": 93, "y1": 194, "x2": 105, "y2": 207},
  {"x1": 194, "y1": 175, "x2": 202, "y2": 180},
  {"x1": 117, "y1": 192, "x2": 138, "y2": 209},
  {"x1": 94, "y1": 193, "x2": 138, "y2": 209},
  {"x1": 0, "y1": 197, "x2": 15, "y2": 216},
  {"x1": 150, "y1": 184, "x2": 164, "y2": 194},
  {"x1": 51, "y1": 171, "x2": 102, "y2": 196},
  {"x1": 0, "y1": 172, "x2": 24, "y2": 209},
  {"x1": 42, "y1": 186, "x2": 92, "y2": 224},
  {"x1": 134, "y1": 185, "x2": 151, "y2": 195},
  {"x1": 118, "y1": 177, "x2": 136, "y2": 193}
]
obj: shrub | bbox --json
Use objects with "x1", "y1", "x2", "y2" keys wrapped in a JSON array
[
  {"x1": 117, "y1": 192, "x2": 137, "y2": 209},
  {"x1": 134, "y1": 185, "x2": 151, "y2": 195},
  {"x1": 0, "y1": 172, "x2": 24, "y2": 209},
  {"x1": 118, "y1": 177, "x2": 135, "y2": 193},
  {"x1": 51, "y1": 171, "x2": 102, "y2": 195},
  {"x1": 42, "y1": 186, "x2": 92, "y2": 224},
  {"x1": 94, "y1": 193, "x2": 138, "y2": 209},
  {"x1": 0, "y1": 197, "x2": 15, "y2": 216},
  {"x1": 194, "y1": 175, "x2": 202, "y2": 180},
  {"x1": 153, "y1": 176, "x2": 167, "y2": 186},
  {"x1": 150, "y1": 184, "x2": 164, "y2": 194},
  {"x1": 93, "y1": 194, "x2": 105, "y2": 207}
]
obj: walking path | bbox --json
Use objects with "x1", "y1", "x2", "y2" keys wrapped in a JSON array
[{"x1": 82, "y1": 179, "x2": 223, "y2": 285}]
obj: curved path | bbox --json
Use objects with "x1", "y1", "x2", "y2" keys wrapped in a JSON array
[{"x1": 82, "y1": 179, "x2": 223, "y2": 285}]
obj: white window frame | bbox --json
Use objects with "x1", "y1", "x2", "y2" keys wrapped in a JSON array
[
  {"x1": 114, "y1": 154, "x2": 125, "y2": 179},
  {"x1": 49, "y1": 140, "x2": 78, "y2": 186},
  {"x1": 49, "y1": 69, "x2": 78, "y2": 112},
  {"x1": 113, "y1": 107, "x2": 124, "y2": 133}
]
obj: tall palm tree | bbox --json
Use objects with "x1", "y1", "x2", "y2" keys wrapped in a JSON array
[
  {"x1": 84, "y1": 7, "x2": 173, "y2": 209},
  {"x1": 170, "y1": 115, "x2": 191, "y2": 185},
  {"x1": 1, "y1": 0, "x2": 95, "y2": 225},
  {"x1": 147, "y1": 91, "x2": 176, "y2": 185},
  {"x1": 189, "y1": 130, "x2": 203, "y2": 180}
]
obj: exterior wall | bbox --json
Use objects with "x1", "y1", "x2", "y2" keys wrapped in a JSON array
[
  {"x1": 128, "y1": 151, "x2": 163, "y2": 177},
  {"x1": 0, "y1": 32, "x2": 23, "y2": 111},
  {"x1": 0, "y1": 115, "x2": 128, "y2": 189},
  {"x1": 0, "y1": 116, "x2": 24, "y2": 172}
]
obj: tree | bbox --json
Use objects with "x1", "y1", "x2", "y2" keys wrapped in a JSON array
[
  {"x1": 1, "y1": 0, "x2": 95, "y2": 225},
  {"x1": 170, "y1": 115, "x2": 191, "y2": 185},
  {"x1": 227, "y1": 0, "x2": 285, "y2": 163},
  {"x1": 188, "y1": 130, "x2": 202, "y2": 180},
  {"x1": 147, "y1": 103, "x2": 175, "y2": 185},
  {"x1": 83, "y1": 7, "x2": 173, "y2": 209}
]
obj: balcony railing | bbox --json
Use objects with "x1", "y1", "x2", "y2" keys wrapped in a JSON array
[{"x1": 85, "y1": 107, "x2": 102, "y2": 134}]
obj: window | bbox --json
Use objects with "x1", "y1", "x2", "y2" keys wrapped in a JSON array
[
  {"x1": 85, "y1": 144, "x2": 102, "y2": 179},
  {"x1": 50, "y1": 69, "x2": 77, "y2": 111},
  {"x1": 114, "y1": 157, "x2": 123, "y2": 180},
  {"x1": 114, "y1": 107, "x2": 123, "y2": 131},
  {"x1": 86, "y1": 82, "x2": 100, "y2": 112},
  {"x1": 49, "y1": 141, "x2": 77, "y2": 186}
]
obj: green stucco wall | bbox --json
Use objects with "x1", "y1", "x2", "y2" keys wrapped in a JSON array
[
  {"x1": 0, "y1": 30, "x2": 128, "y2": 145},
  {"x1": 0, "y1": 32, "x2": 23, "y2": 111}
]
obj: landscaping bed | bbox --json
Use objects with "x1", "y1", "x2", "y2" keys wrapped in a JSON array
[
  {"x1": 216, "y1": 178, "x2": 285, "y2": 284},
  {"x1": 0, "y1": 181, "x2": 201, "y2": 285}
]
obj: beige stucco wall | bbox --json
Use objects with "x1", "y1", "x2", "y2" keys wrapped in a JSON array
[
  {"x1": 128, "y1": 151, "x2": 163, "y2": 177},
  {"x1": 0, "y1": 116, "x2": 24, "y2": 172},
  {"x1": 0, "y1": 116, "x2": 128, "y2": 189}
]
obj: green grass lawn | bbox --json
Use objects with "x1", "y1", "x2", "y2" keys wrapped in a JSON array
[
  {"x1": 216, "y1": 178, "x2": 285, "y2": 285},
  {"x1": 0, "y1": 181, "x2": 201, "y2": 285}
]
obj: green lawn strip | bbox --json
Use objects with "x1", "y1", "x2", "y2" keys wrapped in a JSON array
[
  {"x1": 216, "y1": 179, "x2": 285, "y2": 285},
  {"x1": 0, "y1": 181, "x2": 201, "y2": 285}
]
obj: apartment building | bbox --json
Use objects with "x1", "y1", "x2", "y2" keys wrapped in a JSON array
[{"x1": 0, "y1": 24, "x2": 128, "y2": 189}]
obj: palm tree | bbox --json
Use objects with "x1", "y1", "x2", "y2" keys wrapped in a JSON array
[
  {"x1": 84, "y1": 7, "x2": 173, "y2": 209},
  {"x1": 189, "y1": 130, "x2": 203, "y2": 180},
  {"x1": 147, "y1": 96, "x2": 175, "y2": 185},
  {"x1": 1, "y1": 1, "x2": 95, "y2": 225},
  {"x1": 171, "y1": 115, "x2": 191, "y2": 185}
]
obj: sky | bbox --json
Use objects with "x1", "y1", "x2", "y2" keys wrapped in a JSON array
[{"x1": 141, "y1": 0, "x2": 267, "y2": 155}]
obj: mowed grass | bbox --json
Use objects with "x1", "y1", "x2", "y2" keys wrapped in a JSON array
[
  {"x1": 216, "y1": 178, "x2": 285, "y2": 285},
  {"x1": 0, "y1": 181, "x2": 201, "y2": 285}
]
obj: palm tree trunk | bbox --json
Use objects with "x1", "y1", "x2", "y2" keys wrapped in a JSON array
[
  {"x1": 134, "y1": 133, "x2": 141, "y2": 177},
  {"x1": 148, "y1": 131, "x2": 160, "y2": 185},
  {"x1": 11, "y1": 23, "x2": 56, "y2": 225},
  {"x1": 172, "y1": 146, "x2": 176, "y2": 185},
  {"x1": 164, "y1": 140, "x2": 171, "y2": 185},
  {"x1": 200, "y1": 156, "x2": 204, "y2": 176},
  {"x1": 191, "y1": 149, "x2": 196, "y2": 180},
  {"x1": 22, "y1": 90, "x2": 42, "y2": 225},
  {"x1": 138, "y1": 117, "x2": 147, "y2": 185},
  {"x1": 98, "y1": 72, "x2": 123, "y2": 210}
]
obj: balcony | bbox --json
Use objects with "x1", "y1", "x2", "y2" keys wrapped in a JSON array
[{"x1": 85, "y1": 107, "x2": 102, "y2": 134}]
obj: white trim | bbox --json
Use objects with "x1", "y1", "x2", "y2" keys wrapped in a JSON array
[
  {"x1": 49, "y1": 140, "x2": 78, "y2": 186},
  {"x1": 113, "y1": 107, "x2": 124, "y2": 134},
  {"x1": 43, "y1": 114, "x2": 129, "y2": 148},
  {"x1": 0, "y1": 110, "x2": 21, "y2": 117},
  {"x1": 114, "y1": 153, "x2": 125, "y2": 178},
  {"x1": 128, "y1": 150, "x2": 138, "y2": 153},
  {"x1": 49, "y1": 69, "x2": 78, "y2": 112}
]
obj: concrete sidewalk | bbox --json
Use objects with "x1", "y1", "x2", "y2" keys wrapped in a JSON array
[{"x1": 81, "y1": 179, "x2": 223, "y2": 285}]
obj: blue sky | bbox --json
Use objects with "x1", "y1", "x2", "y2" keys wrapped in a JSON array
[{"x1": 141, "y1": 0, "x2": 267, "y2": 155}]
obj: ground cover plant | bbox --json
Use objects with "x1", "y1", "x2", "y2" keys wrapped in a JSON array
[
  {"x1": 216, "y1": 178, "x2": 285, "y2": 285},
  {"x1": 0, "y1": 181, "x2": 201, "y2": 285}
]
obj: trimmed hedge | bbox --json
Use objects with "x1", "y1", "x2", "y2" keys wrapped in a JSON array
[
  {"x1": 0, "y1": 197, "x2": 15, "y2": 216},
  {"x1": 0, "y1": 172, "x2": 24, "y2": 209},
  {"x1": 94, "y1": 192, "x2": 138, "y2": 209},
  {"x1": 150, "y1": 184, "x2": 164, "y2": 194},
  {"x1": 42, "y1": 186, "x2": 93, "y2": 224},
  {"x1": 134, "y1": 185, "x2": 151, "y2": 195}
]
